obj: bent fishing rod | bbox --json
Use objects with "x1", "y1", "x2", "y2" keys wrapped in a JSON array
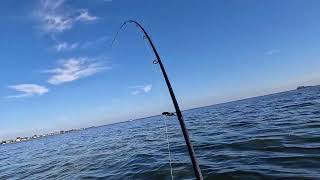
[{"x1": 112, "y1": 20, "x2": 203, "y2": 180}]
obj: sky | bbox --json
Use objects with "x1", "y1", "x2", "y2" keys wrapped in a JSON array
[{"x1": 1, "y1": 0, "x2": 320, "y2": 140}]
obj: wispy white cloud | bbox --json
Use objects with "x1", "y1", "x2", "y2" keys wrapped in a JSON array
[
  {"x1": 131, "y1": 90, "x2": 140, "y2": 95},
  {"x1": 45, "y1": 57, "x2": 109, "y2": 85},
  {"x1": 55, "y1": 42, "x2": 78, "y2": 51},
  {"x1": 52, "y1": 36, "x2": 109, "y2": 52},
  {"x1": 34, "y1": 0, "x2": 98, "y2": 33},
  {"x1": 76, "y1": 9, "x2": 98, "y2": 22},
  {"x1": 130, "y1": 84, "x2": 152, "y2": 95},
  {"x1": 35, "y1": 0, "x2": 71, "y2": 32},
  {"x1": 41, "y1": 0, "x2": 65, "y2": 10},
  {"x1": 265, "y1": 49, "x2": 280, "y2": 55},
  {"x1": 7, "y1": 84, "x2": 49, "y2": 98},
  {"x1": 143, "y1": 85, "x2": 152, "y2": 93}
]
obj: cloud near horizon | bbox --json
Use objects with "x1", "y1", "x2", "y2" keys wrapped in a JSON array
[
  {"x1": 130, "y1": 84, "x2": 152, "y2": 95},
  {"x1": 7, "y1": 84, "x2": 49, "y2": 98},
  {"x1": 45, "y1": 57, "x2": 109, "y2": 85}
]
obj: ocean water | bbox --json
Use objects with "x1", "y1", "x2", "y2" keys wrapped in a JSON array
[{"x1": 1, "y1": 86, "x2": 320, "y2": 179}]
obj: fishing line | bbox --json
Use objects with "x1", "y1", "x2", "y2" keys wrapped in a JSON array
[
  {"x1": 148, "y1": 37, "x2": 174, "y2": 180},
  {"x1": 127, "y1": 121, "x2": 136, "y2": 161},
  {"x1": 111, "y1": 21, "x2": 170, "y2": 174},
  {"x1": 162, "y1": 115, "x2": 174, "y2": 180},
  {"x1": 111, "y1": 21, "x2": 158, "y2": 65},
  {"x1": 109, "y1": 21, "x2": 203, "y2": 180},
  {"x1": 140, "y1": 30, "x2": 176, "y2": 179},
  {"x1": 110, "y1": 22, "x2": 128, "y2": 48}
]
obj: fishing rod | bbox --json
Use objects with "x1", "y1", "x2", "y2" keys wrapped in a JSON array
[{"x1": 112, "y1": 20, "x2": 203, "y2": 180}]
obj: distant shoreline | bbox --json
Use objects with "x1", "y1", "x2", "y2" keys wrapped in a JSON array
[
  {"x1": 2, "y1": 85, "x2": 319, "y2": 144},
  {"x1": 1, "y1": 127, "x2": 96, "y2": 146},
  {"x1": 296, "y1": 85, "x2": 316, "y2": 90}
]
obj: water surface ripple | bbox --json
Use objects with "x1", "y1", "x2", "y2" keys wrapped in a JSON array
[{"x1": 1, "y1": 87, "x2": 320, "y2": 179}]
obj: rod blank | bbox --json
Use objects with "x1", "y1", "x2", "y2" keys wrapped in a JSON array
[{"x1": 122, "y1": 20, "x2": 203, "y2": 180}]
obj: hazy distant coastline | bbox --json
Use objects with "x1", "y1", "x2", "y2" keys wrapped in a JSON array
[
  {"x1": 296, "y1": 85, "x2": 317, "y2": 90},
  {"x1": 2, "y1": 85, "x2": 319, "y2": 144},
  {"x1": 1, "y1": 127, "x2": 96, "y2": 146}
]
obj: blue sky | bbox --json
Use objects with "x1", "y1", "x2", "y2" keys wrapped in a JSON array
[{"x1": 1, "y1": 0, "x2": 320, "y2": 139}]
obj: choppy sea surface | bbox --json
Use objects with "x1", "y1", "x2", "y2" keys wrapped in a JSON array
[{"x1": 1, "y1": 86, "x2": 320, "y2": 179}]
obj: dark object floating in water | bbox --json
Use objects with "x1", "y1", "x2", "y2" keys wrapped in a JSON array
[
  {"x1": 162, "y1": 112, "x2": 176, "y2": 116},
  {"x1": 297, "y1": 86, "x2": 313, "y2": 90}
]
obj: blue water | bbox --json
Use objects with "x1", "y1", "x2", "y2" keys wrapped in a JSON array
[{"x1": 1, "y1": 87, "x2": 320, "y2": 179}]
